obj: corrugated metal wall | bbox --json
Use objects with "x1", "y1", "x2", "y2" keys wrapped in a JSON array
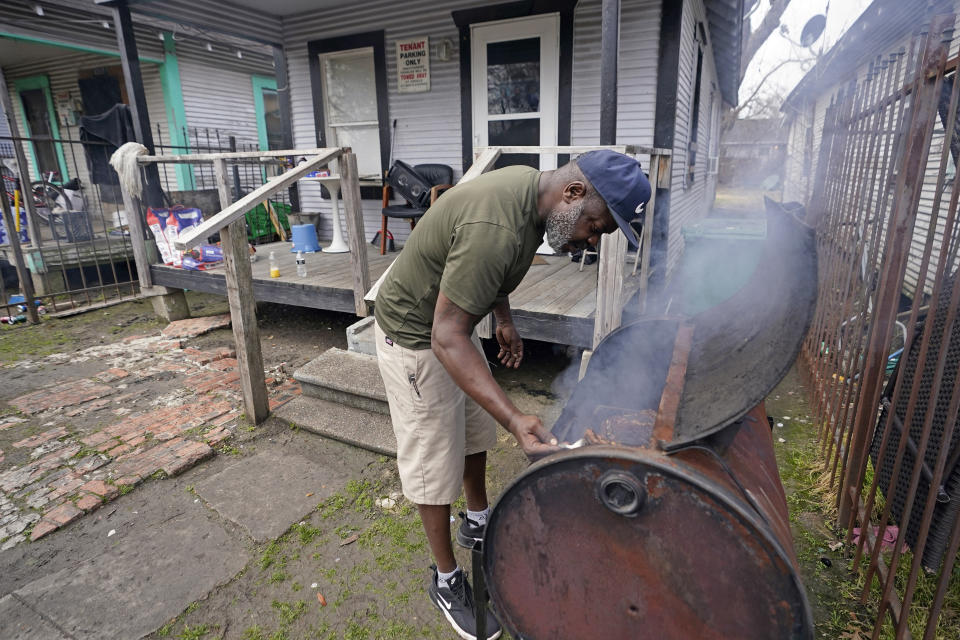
[
  {"x1": 3, "y1": 52, "x2": 171, "y2": 190},
  {"x1": 281, "y1": 0, "x2": 665, "y2": 245},
  {"x1": 663, "y1": 0, "x2": 722, "y2": 277},
  {"x1": 178, "y1": 51, "x2": 266, "y2": 146},
  {"x1": 2, "y1": 38, "x2": 274, "y2": 197}
]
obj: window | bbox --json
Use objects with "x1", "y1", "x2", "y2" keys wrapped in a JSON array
[
  {"x1": 687, "y1": 44, "x2": 704, "y2": 187},
  {"x1": 308, "y1": 32, "x2": 389, "y2": 187}
]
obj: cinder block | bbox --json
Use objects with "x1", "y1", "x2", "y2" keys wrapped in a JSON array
[{"x1": 151, "y1": 290, "x2": 191, "y2": 322}]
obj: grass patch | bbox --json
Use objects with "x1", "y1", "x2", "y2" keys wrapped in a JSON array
[
  {"x1": 259, "y1": 538, "x2": 286, "y2": 570},
  {"x1": 176, "y1": 623, "x2": 209, "y2": 640},
  {"x1": 291, "y1": 521, "x2": 323, "y2": 545},
  {"x1": 241, "y1": 626, "x2": 264, "y2": 640},
  {"x1": 769, "y1": 375, "x2": 960, "y2": 640},
  {"x1": 271, "y1": 599, "x2": 306, "y2": 626}
]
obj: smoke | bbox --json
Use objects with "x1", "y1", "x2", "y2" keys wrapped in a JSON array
[{"x1": 544, "y1": 201, "x2": 818, "y2": 447}]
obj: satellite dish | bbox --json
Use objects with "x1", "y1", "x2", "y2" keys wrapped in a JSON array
[
  {"x1": 800, "y1": 14, "x2": 827, "y2": 47},
  {"x1": 744, "y1": 0, "x2": 761, "y2": 14}
]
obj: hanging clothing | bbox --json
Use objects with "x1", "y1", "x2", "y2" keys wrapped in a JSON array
[{"x1": 79, "y1": 104, "x2": 136, "y2": 186}]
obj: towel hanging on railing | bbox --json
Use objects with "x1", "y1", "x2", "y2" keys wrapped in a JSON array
[{"x1": 109, "y1": 142, "x2": 148, "y2": 199}]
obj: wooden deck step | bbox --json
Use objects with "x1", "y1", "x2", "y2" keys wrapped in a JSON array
[{"x1": 293, "y1": 348, "x2": 388, "y2": 415}]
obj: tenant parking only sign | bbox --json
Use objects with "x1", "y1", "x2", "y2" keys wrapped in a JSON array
[{"x1": 397, "y1": 36, "x2": 430, "y2": 93}]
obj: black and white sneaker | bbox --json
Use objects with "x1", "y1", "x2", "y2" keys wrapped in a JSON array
[
  {"x1": 428, "y1": 566, "x2": 502, "y2": 640},
  {"x1": 455, "y1": 511, "x2": 484, "y2": 549}
]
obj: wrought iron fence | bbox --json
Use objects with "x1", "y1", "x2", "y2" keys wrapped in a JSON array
[
  {"x1": 801, "y1": 13, "x2": 960, "y2": 638},
  {"x1": 0, "y1": 134, "x2": 139, "y2": 318},
  {"x1": 148, "y1": 125, "x2": 295, "y2": 247},
  {"x1": 0, "y1": 125, "x2": 289, "y2": 322}
]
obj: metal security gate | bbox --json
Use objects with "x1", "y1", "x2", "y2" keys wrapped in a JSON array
[
  {"x1": 801, "y1": 13, "x2": 960, "y2": 639},
  {"x1": 1, "y1": 134, "x2": 140, "y2": 318}
]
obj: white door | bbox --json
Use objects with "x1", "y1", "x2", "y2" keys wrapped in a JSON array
[{"x1": 471, "y1": 14, "x2": 560, "y2": 171}]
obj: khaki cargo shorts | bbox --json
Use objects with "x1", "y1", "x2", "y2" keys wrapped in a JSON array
[{"x1": 374, "y1": 321, "x2": 498, "y2": 505}]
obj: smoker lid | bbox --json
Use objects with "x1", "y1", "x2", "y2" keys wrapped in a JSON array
[
  {"x1": 669, "y1": 206, "x2": 817, "y2": 448},
  {"x1": 483, "y1": 447, "x2": 813, "y2": 640}
]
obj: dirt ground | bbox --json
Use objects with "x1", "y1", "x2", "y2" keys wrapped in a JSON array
[
  {"x1": 0, "y1": 292, "x2": 570, "y2": 640},
  {"x1": 5, "y1": 284, "x2": 954, "y2": 639}
]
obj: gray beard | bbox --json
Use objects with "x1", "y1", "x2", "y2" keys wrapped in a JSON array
[{"x1": 545, "y1": 201, "x2": 585, "y2": 253}]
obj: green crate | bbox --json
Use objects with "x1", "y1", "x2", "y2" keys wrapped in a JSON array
[{"x1": 245, "y1": 201, "x2": 291, "y2": 242}]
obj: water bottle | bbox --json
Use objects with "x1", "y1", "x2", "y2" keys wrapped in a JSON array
[
  {"x1": 296, "y1": 251, "x2": 307, "y2": 278},
  {"x1": 269, "y1": 251, "x2": 280, "y2": 278}
]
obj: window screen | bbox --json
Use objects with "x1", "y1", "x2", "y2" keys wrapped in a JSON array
[{"x1": 321, "y1": 48, "x2": 382, "y2": 180}]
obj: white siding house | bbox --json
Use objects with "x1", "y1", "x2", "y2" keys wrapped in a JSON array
[
  {"x1": 279, "y1": 0, "x2": 734, "y2": 280},
  {"x1": 782, "y1": 0, "x2": 960, "y2": 299},
  {"x1": 3, "y1": 0, "x2": 742, "y2": 288}
]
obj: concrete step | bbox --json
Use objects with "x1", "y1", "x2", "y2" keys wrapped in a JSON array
[
  {"x1": 293, "y1": 347, "x2": 388, "y2": 415},
  {"x1": 346, "y1": 316, "x2": 376, "y2": 356},
  {"x1": 272, "y1": 395, "x2": 396, "y2": 457}
]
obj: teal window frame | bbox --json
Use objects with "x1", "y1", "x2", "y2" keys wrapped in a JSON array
[
  {"x1": 13, "y1": 74, "x2": 70, "y2": 182},
  {"x1": 252, "y1": 75, "x2": 278, "y2": 151}
]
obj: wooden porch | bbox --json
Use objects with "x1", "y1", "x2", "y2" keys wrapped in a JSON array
[{"x1": 152, "y1": 241, "x2": 645, "y2": 349}]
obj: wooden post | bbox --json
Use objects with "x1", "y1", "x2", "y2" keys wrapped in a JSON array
[
  {"x1": 0, "y1": 67, "x2": 43, "y2": 249},
  {"x1": 108, "y1": 0, "x2": 164, "y2": 208},
  {"x1": 635, "y1": 153, "x2": 660, "y2": 311},
  {"x1": 340, "y1": 152, "x2": 371, "y2": 317},
  {"x1": 592, "y1": 230, "x2": 628, "y2": 348},
  {"x1": 599, "y1": 0, "x2": 620, "y2": 146},
  {"x1": 213, "y1": 158, "x2": 270, "y2": 424},
  {"x1": 0, "y1": 175, "x2": 39, "y2": 323},
  {"x1": 118, "y1": 185, "x2": 153, "y2": 289}
]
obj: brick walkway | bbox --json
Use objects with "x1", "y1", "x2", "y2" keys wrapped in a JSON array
[{"x1": 0, "y1": 323, "x2": 300, "y2": 550}]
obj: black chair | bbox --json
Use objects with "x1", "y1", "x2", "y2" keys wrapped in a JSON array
[{"x1": 380, "y1": 161, "x2": 453, "y2": 254}]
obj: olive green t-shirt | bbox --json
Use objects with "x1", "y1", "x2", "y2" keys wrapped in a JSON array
[{"x1": 374, "y1": 166, "x2": 544, "y2": 350}]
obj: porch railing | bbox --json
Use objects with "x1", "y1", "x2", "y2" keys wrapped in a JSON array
[{"x1": 119, "y1": 146, "x2": 362, "y2": 425}]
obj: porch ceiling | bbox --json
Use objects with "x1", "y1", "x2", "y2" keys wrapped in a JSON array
[
  {"x1": 704, "y1": 0, "x2": 744, "y2": 107},
  {"x1": 0, "y1": 37, "x2": 72, "y2": 67},
  {"x1": 223, "y1": 0, "x2": 342, "y2": 17}
]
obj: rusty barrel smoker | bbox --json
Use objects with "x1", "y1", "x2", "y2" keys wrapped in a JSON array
[{"x1": 483, "y1": 208, "x2": 818, "y2": 639}]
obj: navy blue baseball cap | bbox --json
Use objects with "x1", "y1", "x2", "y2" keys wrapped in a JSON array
[{"x1": 576, "y1": 150, "x2": 652, "y2": 248}]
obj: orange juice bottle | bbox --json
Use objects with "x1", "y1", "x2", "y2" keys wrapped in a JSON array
[{"x1": 269, "y1": 251, "x2": 280, "y2": 278}]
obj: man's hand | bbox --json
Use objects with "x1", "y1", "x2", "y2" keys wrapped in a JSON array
[
  {"x1": 508, "y1": 413, "x2": 561, "y2": 461},
  {"x1": 496, "y1": 322, "x2": 524, "y2": 369}
]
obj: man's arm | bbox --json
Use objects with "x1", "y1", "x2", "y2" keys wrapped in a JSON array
[{"x1": 432, "y1": 292, "x2": 559, "y2": 459}]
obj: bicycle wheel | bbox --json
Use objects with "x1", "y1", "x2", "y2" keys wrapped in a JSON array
[{"x1": 30, "y1": 180, "x2": 71, "y2": 212}]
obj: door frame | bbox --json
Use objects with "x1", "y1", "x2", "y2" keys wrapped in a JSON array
[
  {"x1": 452, "y1": 0, "x2": 577, "y2": 174},
  {"x1": 470, "y1": 13, "x2": 560, "y2": 170},
  {"x1": 307, "y1": 30, "x2": 390, "y2": 198},
  {"x1": 13, "y1": 74, "x2": 69, "y2": 182},
  {"x1": 252, "y1": 75, "x2": 278, "y2": 151}
]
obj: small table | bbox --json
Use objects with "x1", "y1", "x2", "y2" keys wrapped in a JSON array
[{"x1": 300, "y1": 175, "x2": 348, "y2": 253}]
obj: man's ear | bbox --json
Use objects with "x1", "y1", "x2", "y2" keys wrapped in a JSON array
[{"x1": 563, "y1": 180, "x2": 588, "y2": 203}]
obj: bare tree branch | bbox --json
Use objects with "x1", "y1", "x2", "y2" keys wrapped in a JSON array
[
  {"x1": 723, "y1": 58, "x2": 806, "y2": 133},
  {"x1": 741, "y1": 0, "x2": 794, "y2": 84},
  {"x1": 737, "y1": 58, "x2": 806, "y2": 115}
]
